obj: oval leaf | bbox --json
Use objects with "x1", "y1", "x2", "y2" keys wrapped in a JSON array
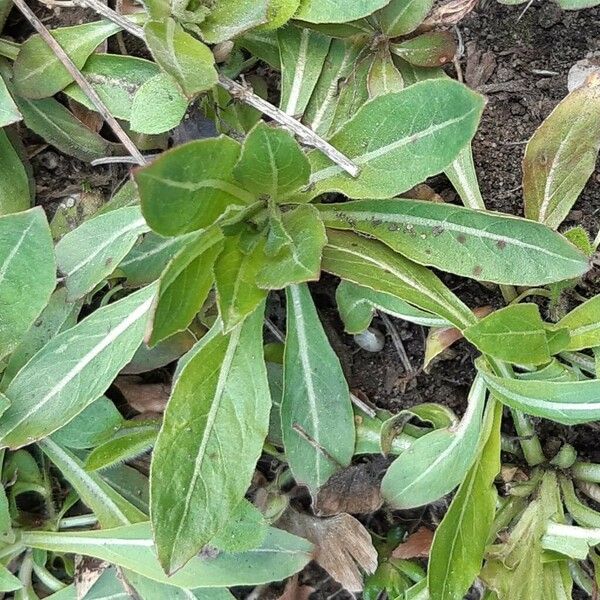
[
  {"x1": 295, "y1": 0, "x2": 390, "y2": 23},
  {"x1": 557, "y1": 294, "x2": 600, "y2": 351},
  {"x1": 306, "y1": 79, "x2": 484, "y2": 199}
]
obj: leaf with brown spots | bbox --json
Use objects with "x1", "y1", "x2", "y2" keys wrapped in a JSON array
[
  {"x1": 318, "y1": 199, "x2": 589, "y2": 286},
  {"x1": 278, "y1": 509, "x2": 378, "y2": 592},
  {"x1": 392, "y1": 527, "x2": 434, "y2": 559}
]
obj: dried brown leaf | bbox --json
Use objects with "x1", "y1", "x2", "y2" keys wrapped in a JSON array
[
  {"x1": 278, "y1": 575, "x2": 315, "y2": 600},
  {"x1": 315, "y1": 460, "x2": 384, "y2": 517},
  {"x1": 74, "y1": 556, "x2": 109, "y2": 600},
  {"x1": 392, "y1": 526, "x2": 434, "y2": 559},
  {"x1": 278, "y1": 509, "x2": 378, "y2": 592},
  {"x1": 114, "y1": 375, "x2": 170, "y2": 414},
  {"x1": 421, "y1": 0, "x2": 479, "y2": 29}
]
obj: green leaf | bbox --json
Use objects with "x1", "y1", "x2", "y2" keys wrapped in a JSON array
[
  {"x1": 210, "y1": 499, "x2": 268, "y2": 552},
  {"x1": 322, "y1": 230, "x2": 476, "y2": 330},
  {"x1": 21, "y1": 523, "x2": 312, "y2": 588},
  {"x1": 303, "y1": 38, "x2": 364, "y2": 136},
  {"x1": 150, "y1": 307, "x2": 271, "y2": 573},
  {"x1": 376, "y1": 0, "x2": 434, "y2": 36},
  {"x1": 335, "y1": 280, "x2": 448, "y2": 334},
  {"x1": 306, "y1": 79, "x2": 484, "y2": 199},
  {"x1": 238, "y1": 31, "x2": 281, "y2": 69},
  {"x1": 478, "y1": 357, "x2": 600, "y2": 425},
  {"x1": 14, "y1": 95, "x2": 113, "y2": 162},
  {"x1": 428, "y1": 400, "x2": 502, "y2": 600},
  {"x1": 557, "y1": 294, "x2": 600, "y2": 351},
  {"x1": 464, "y1": 304, "x2": 551, "y2": 365},
  {"x1": 0, "y1": 284, "x2": 156, "y2": 448},
  {"x1": 148, "y1": 227, "x2": 223, "y2": 345},
  {"x1": 318, "y1": 199, "x2": 589, "y2": 286},
  {"x1": 295, "y1": 0, "x2": 391, "y2": 23},
  {"x1": 0, "y1": 77, "x2": 20, "y2": 127},
  {"x1": 64, "y1": 54, "x2": 161, "y2": 121},
  {"x1": 51, "y1": 396, "x2": 123, "y2": 450},
  {"x1": 282, "y1": 283, "x2": 354, "y2": 494},
  {"x1": 39, "y1": 438, "x2": 147, "y2": 527},
  {"x1": 2, "y1": 288, "x2": 80, "y2": 388},
  {"x1": 137, "y1": 137, "x2": 253, "y2": 236},
  {"x1": 85, "y1": 421, "x2": 159, "y2": 471},
  {"x1": 213, "y1": 235, "x2": 268, "y2": 333},
  {"x1": 390, "y1": 32, "x2": 456, "y2": 68},
  {"x1": 144, "y1": 18, "x2": 217, "y2": 98},
  {"x1": 381, "y1": 375, "x2": 486, "y2": 508},
  {"x1": 125, "y1": 571, "x2": 235, "y2": 600},
  {"x1": 102, "y1": 464, "x2": 149, "y2": 514},
  {"x1": 196, "y1": 1, "x2": 269, "y2": 43},
  {"x1": 233, "y1": 122, "x2": 310, "y2": 199},
  {"x1": 559, "y1": 476, "x2": 600, "y2": 528},
  {"x1": 367, "y1": 48, "x2": 404, "y2": 98},
  {"x1": 13, "y1": 19, "x2": 123, "y2": 99},
  {"x1": 256, "y1": 204, "x2": 326, "y2": 289},
  {"x1": 56, "y1": 206, "x2": 148, "y2": 301},
  {"x1": 0, "y1": 207, "x2": 55, "y2": 361},
  {"x1": 0, "y1": 565, "x2": 22, "y2": 592},
  {"x1": 130, "y1": 73, "x2": 188, "y2": 135},
  {"x1": 524, "y1": 78, "x2": 600, "y2": 229},
  {"x1": 0, "y1": 129, "x2": 30, "y2": 216},
  {"x1": 445, "y1": 143, "x2": 485, "y2": 210},
  {"x1": 119, "y1": 232, "x2": 189, "y2": 287},
  {"x1": 278, "y1": 25, "x2": 331, "y2": 117}
]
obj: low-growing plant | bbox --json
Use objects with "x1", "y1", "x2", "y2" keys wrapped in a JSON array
[{"x1": 2, "y1": 0, "x2": 600, "y2": 598}]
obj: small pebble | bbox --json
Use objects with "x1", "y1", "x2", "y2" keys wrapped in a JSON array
[{"x1": 353, "y1": 327, "x2": 385, "y2": 353}]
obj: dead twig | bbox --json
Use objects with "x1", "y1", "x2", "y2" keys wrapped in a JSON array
[
  {"x1": 70, "y1": 0, "x2": 360, "y2": 177},
  {"x1": 13, "y1": 0, "x2": 146, "y2": 165},
  {"x1": 378, "y1": 312, "x2": 415, "y2": 378}
]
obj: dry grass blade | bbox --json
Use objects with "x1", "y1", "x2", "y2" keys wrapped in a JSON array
[{"x1": 421, "y1": 0, "x2": 479, "y2": 28}]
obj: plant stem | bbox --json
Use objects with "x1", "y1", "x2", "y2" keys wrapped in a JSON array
[
  {"x1": 32, "y1": 561, "x2": 66, "y2": 592},
  {"x1": 509, "y1": 287, "x2": 552, "y2": 305},
  {"x1": 572, "y1": 461, "x2": 600, "y2": 484},
  {"x1": 58, "y1": 514, "x2": 98, "y2": 529},
  {"x1": 70, "y1": 0, "x2": 360, "y2": 176},
  {"x1": 12, "y1": 0, "x2": 146, "y2": 165},
  {"x1": 0, "y1": 38, "x2": 19, "y2": 60}
]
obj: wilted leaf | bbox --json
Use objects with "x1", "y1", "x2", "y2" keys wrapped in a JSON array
[
  {"x1": 392, "y1": 527, "x2": 433, "y2": 559},
  {"x1": 278, "y1": 575, "x2": 314, "y2": 600},
  {"x1": 115, "y1": 376, "x2": 170, "y2": 414},
  {"x1": 523, "y1": 75, "x2": 600, "y2": 229},
  {"x1": 278, "y1": 509, "x2": 378, "y2": 592}
]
